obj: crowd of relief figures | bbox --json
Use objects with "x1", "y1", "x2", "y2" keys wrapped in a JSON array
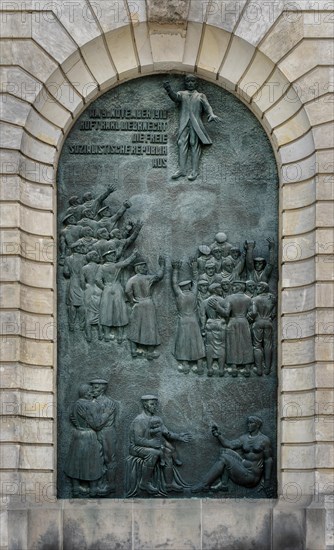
[
  {"x1": 60, "y1": 186, "x2": 276, "y2": 378},
  {"x1": 65, "y1": 388, "x2": 274, "y2": 498}
]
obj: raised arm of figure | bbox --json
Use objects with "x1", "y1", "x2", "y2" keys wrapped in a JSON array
[
  {"x1": 245, "y1": 240, "x2": 255, "y2": 274},
  {"x1": 108, "y1": 200, "x2": 131, "y2": 227},
  {"x1": 171, "y1": 261, "x2": 182, "y2": 296},
  {"x1": 154, "y1": 255, "x2": 166, "y2": 282},
  {"x1": 116, "y1": 249, "x2": 138, "y2": 269},
  {"x1": 211, "y1": 424, "x2": 242, "y2": 450},
  {"x1": 123, "y1": 221, "x2": 143, "y2": 250},
  {"x1": 163, "y1": 81, "x2": 180, "y2": 103}
]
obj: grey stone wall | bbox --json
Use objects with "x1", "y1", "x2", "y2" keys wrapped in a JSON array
[{"x1": 0, "y1": 1, "x2": 333, "y2": 548}]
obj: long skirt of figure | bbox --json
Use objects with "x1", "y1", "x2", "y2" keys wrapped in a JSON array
[
  {"x1": 64, "y1": 430, "x2": 103, "y2": 481},
  {"x1": 84, "y1": 284, "x2": 102, "y2": 341},
  {"x1": 226, "y1": 318, "x2": 253, "y2": 364},
  {"x1": 174, "y1": 315, "x2": 205, "y2": 361},
  {"x1": 100, "y1": 282, "x2": 128, "y2": 342},
  {"x1": 100, "y1": 282, "x2": 128, "y2": 326},
  {"x1": 128, "y1": 298, "x2": 160, "y2": 346}
]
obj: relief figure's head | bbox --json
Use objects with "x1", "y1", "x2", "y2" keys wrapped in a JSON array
[
  {"x1": 141, "y1": 395, "x2": 159, "y2": 416},
  {"x1": 254, "y1": 257, "x2": 266, "y2": 272},
  {"x1": 185, "y1": 74, "x2": 197, "y2": 91}
]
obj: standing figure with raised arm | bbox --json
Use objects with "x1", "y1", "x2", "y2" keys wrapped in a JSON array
[
  {"x1": 245, "y1": 238, "x2": 275, "y2": 283},
  {"x1": 126, "y1": 256, "x2": 165, "y2": 360},
  {"x1": 163, "y1": 75, "x2": 220, "y2": 181},
  {"x1": 97, "y1": 199, "x2": 132, "y2": 233},
  {"x1": 171, "y1": 260, "x2": 205, "y2": 375},
  {"x1": 109, "y1": 220, "x2": 143, "y2": 259},
  {"x1": 76, "y1": 184, "x2": 117, "y2": 219}
]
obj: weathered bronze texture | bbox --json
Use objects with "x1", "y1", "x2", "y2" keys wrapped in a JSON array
[
  {"x1": 126, "y1": 396, "x2": 192, "y2": 496},
  {"x1": 57, "y1": 74, "x2": 278, "y2": 499},
  {"x1": 163, "y1": 75, "x2": 221, "y2": 180},
  {"x1": 191, "y1": 416, "x2": 274, "y2": 496},
  {"x1": 64, "y1": 379, "x2": 117, "y2": 497}
]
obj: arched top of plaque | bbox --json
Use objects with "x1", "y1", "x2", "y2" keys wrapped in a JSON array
[{"x1": 58, "y1": 74, "x2": 277, "y2": 251}]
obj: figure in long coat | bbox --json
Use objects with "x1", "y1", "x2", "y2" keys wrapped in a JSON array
[
  {"x1": 171, "y1": 260, "x2": 205, "y2": 374},
  {"x1": 95, "y1": 247, "x2": 137, "y2": 342},
  {"x1": 164, "y1": 75, "x2": 220, "y2": 180},
  {"x1": 64, "y1": 384, "x2": 104, "y2": 497},
  {"x1": 89, "y1": 378, "x2": 118, "y2": 495},
  {"x1": 63, "y1": 241, "x2": 86, "y2": 331},
  {"x1": 82, "y1": 250, "x2": 102, "y2": 342},
  {"x1": 125, "y1": 256, "x2": 165, "y2": 360},
  {"x1": 225, "y1": 280, "x2": 254, "y2": 377}
]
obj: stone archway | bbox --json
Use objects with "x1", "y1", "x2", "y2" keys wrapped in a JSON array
[
  {"x1": 1, "y1": 5, "x2": 333, "y2": 547},
  {"x1": 24, "y1": 21, "x2": 319, "y2": 498}
]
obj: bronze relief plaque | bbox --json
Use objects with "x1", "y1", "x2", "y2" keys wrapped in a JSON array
[{"x1": 57, "y1": 74, "x2": 278, "y2": 499}]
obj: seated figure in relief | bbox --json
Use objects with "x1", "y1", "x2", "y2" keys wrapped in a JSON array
[
  {"x1": 126, "y1": 395, "x2": 191, "y2": 496},
  {"x1": 192, "y1": 416, "x2": 273, "y2": 497}
]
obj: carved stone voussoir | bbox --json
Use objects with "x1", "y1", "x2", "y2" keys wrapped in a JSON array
[{"x1": 147, "y1": 0, "x2": 190, "y2": 26}]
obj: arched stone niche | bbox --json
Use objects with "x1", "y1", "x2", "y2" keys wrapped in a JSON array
[
  {"x1": 57, "y1": 74, "x2": 278, "y2": 500},
  {"x1": 2, "y1": 7, "x2": 332, "y2": 546}
]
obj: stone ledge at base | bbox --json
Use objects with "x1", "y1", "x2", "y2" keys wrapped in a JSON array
[{"x1": 1, "y1": 496, "x2": 333, "y2": 550}]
